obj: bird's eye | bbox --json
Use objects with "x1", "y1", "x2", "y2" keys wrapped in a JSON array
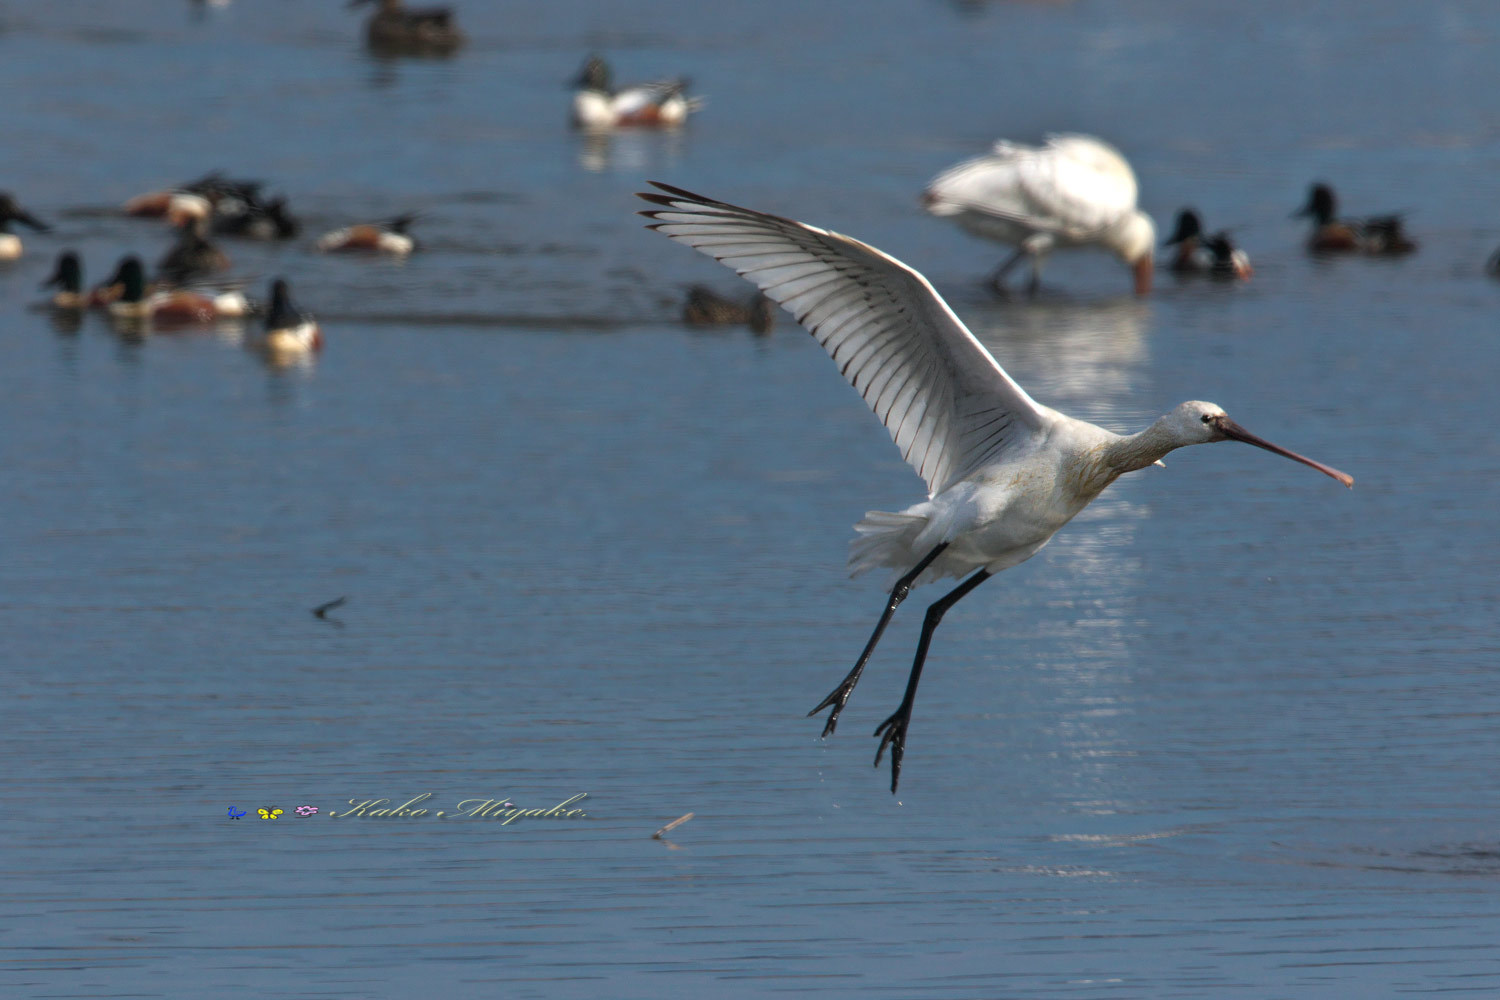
[{"x1": 1200, "y1": 414, "x2": 1211, "y2": 424}]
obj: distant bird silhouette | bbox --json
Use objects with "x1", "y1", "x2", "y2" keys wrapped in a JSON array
[
  {"x1": 316, "y1": 214, "x2": 417, "y2": 255},
  {"x1": 41, "y1": 251, "x2": 89, "y2": 310},
  {"x1": 1163, "y1": 208, "x2": 1208, "y2": 272},
  {"x1": 213, "y1": 195, "x2": 299, "y2": 240},
  {"x1": 157, "y1": 215, "x2": 230, "y2": 285},
  {"x1": 349, "y1": 0, "x2": 464, "y2": 55},
  {"x1": 571, "y1": 54, "x2": 702, "y2": 129},
  {"x1": 124, "y1": 171, "x2": 264, "y2": 226},
  {"x1": 1163, "y1": 211, "x2": 1251, "y2": 280},
  {"x1": 1202, "y1": 231, "x2": 1253, "y2": 280},
  {"x1": 0, "y1": 192, "x2": 50, "y2": 260},
  {"x1": 107, "y1": 256, "x2": 250, "y2": 327},
  {"x1": 1293, "y1": 182, "x2": 1416, "y2": 255},
  {"x1": 258, "y1": 278, "x2": 322, "y2": 360},
  {"x1": 682, "y1": 285, "x2": 776, "y2": 334},
  {"x1": 312, "y1": 596, "x2": 347, "y2": 620}
]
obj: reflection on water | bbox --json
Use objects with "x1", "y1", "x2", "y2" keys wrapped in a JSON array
[
  {"x1": 575, "y1": 128, "x2": 686, "y2": 173},
  {"x1": 48, "y1": 307, "x2": 84, "y2": 335},
  {"x1": 969, "y1": 298, "x2": 1150, "y2": 420}
]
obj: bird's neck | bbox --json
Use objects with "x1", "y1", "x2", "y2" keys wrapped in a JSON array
[{"x1": 1103, "y1": 418, "x2": 1179, "y2": 475}]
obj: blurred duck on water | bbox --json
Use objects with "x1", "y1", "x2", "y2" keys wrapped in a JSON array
[
  {"x1": 256, "y1": 279, "x2": 322, "y2": 362},
  {"x1": 123, "y1": 171, "x2": 263, "y2": 224},
  {"x1": 922, "y1": 134, "x2": 1155, "y2": 297},
  {"x1": 571, "y1": 54, "x2": 703, "y2": 130},
  {"x1": 106, "y1": 257, "x2": 251, "y2": 329},
  {"x1": 1163, "y1": 209, "x2": 1251, "y2": 280},
  {"x1": 1294, "y1": 182, "x2": 1416, "y2": 255},
  {"x1": 0, "y1": 193, "x2": 50, "y2": 260},
  {"x1": 41, "y1": 251, "x2": 90, "y2": 310},
  {"x1": 1163, "y1": 209, "x2": 1209, "y2": 272},
  {"x1": 316, "y1": 214, "x2": 417, "y2": 255},
  {"x1": 157, "y1": 215, "x2": 231, "y2": 285},
  {"x1": 213, "y1": 195, "x2": 300, "y2": 240},
  {"x1": 349, "y1": 0, "x2": 464, "y2": 55},
  {"x1": 682, "y1": 285, "x2": 776, "y2": 334},
  {"x1": 1202, "y1": 232, "x2": 1253, "y2": 280}
]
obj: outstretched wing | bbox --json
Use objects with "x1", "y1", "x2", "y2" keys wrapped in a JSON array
[{"x1": 638, "y1": 182, "x2": 1050, "y2": 497}]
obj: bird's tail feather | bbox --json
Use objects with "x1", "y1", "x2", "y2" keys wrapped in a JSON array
[{"x1": 848, "y1": 510, "x2": 927, "y2": 579}]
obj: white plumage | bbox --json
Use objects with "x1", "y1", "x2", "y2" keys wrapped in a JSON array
[
  {"x1": 640, "y1": 182, "x2": 1352, "y2": 793},
  {"x1": 571, "y1": 56, "x2": 702, "y2": 130},
  {"x1": 923, "y1": 134, "x2": 1156, "y2": 296}
]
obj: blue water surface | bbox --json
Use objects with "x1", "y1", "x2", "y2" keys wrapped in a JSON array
[{"x1": 3, "y1": 1, "x2": 1500, "y2": 997}]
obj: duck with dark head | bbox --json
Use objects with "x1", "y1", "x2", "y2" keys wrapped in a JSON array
[
  {"x1": 41, "y1": 251, "x2": 89, "y2": 310},
  {"x1": 1163, "y1": 211, "x2": 1251, "y2": 281},
  {"x1": 349, "y1": 0, "x2": 464, "y2": 55},
  {"x1": 157, "y1": 214, "x2": 231, "y2": 286},
  {"x1": 106, "y1": 256, "x2": 251, "y2": 329},
  {"x1": 571, "y1": 54, "x2": 701, "y2": 130},
  {"x1": 258, "y1": 278, "x2": 323, "y2": 362},
  {"x1": 0, "y1": 193, "x2": 50, "y2": 260},
  {"x1": 1294, "y1": 182, "x2": 1416, "y2": 255},
  {"x1": 315, "y1": 213, "x2": 417, "y2": 255}
]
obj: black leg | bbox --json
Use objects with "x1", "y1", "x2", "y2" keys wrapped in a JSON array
[
  {"x1": 1027, "y1": 255, "x2": 1045, "y2": 298},
  {"x1": 808, "y1": 543, "x2": 949, "y2": 737},
  {"x1": 873, "y1": 568, "x2": 992, "y2": 793},
  {"x1": 989, "y1": 247, "x2": 1028, "y2": 297}
]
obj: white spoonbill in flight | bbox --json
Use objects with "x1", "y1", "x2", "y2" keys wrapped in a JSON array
[
  {"x1": 638, "y1": 182, "x2": 1353, "y2": 793},
  {"x1": 922, "y1": 134, "x2": 1155, "y2": 297}
]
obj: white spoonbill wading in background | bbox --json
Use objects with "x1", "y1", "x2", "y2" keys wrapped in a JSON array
[
  {"x1": 922, "y1": 135, "x2": 1155, "y2": 297},
  {"x1": 639, "y1": 182, "x2": 1355, "y2": 793}
]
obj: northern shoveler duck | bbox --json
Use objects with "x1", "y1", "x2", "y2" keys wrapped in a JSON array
[
  {"x1": 213, "y1": 195, "x2": 300, "y2": 240},
  {"x1": 1294, "y1": 182, "x2": 1416, "y2": 255},
  {"x1": 315, "y1": 214, "x2": 417, "y2": 255},
  {"x1": 1163, "y1": 208, "x2": 1208, "y2": 272},
  {"x1": 0, "y1": 193, "x2": 50, "y2": 260},
  {"x1": 1202, "y1": 231, "x2": 1253, "y2": 280},
  {"x1": 571, "y1": 55, "x2": 702, "y2": 130},
  {"x1": 257, "y1": 278, "x2": 323, "y2": 360},
  {"x1": 922, "y1": 134, "x2": 1155, "y2": 297},
  {"x1": 1163, "y1": 209, "x2": 1252, "y2": 280},
  {"x1": 41, "y1": 251, "x2": 91, "y2": 309},
  {"x1": 90, "y1": 256, "x2": 138, "y2": 308},
  {"x1": 107, "y1": 256, "x2": 251, "y2": 328},
  {"x1": 682, "y1": 285, "x2": 776, "y2": 334},
  {"x1": 349, "y1": 0, "x2": 464, "y2": 55},
  {"x1": 122, "y1": 171, "x2": 263, "y2": 224},
  {"x1": 157, "y1": 215, "x2": 231, "y2": 285}
]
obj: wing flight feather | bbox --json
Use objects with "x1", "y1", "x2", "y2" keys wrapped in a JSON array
[{"x1": 638, "y1": 182, "x2": 1049, "y2": 497}]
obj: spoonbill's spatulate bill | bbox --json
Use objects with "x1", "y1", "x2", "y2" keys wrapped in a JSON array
[
  {"x1": 922, "y1": 135, "x2": 1155, "y2": 297},
  {"x1": 638, "y1": 182, "x2": 1353, "y2": 793}
]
